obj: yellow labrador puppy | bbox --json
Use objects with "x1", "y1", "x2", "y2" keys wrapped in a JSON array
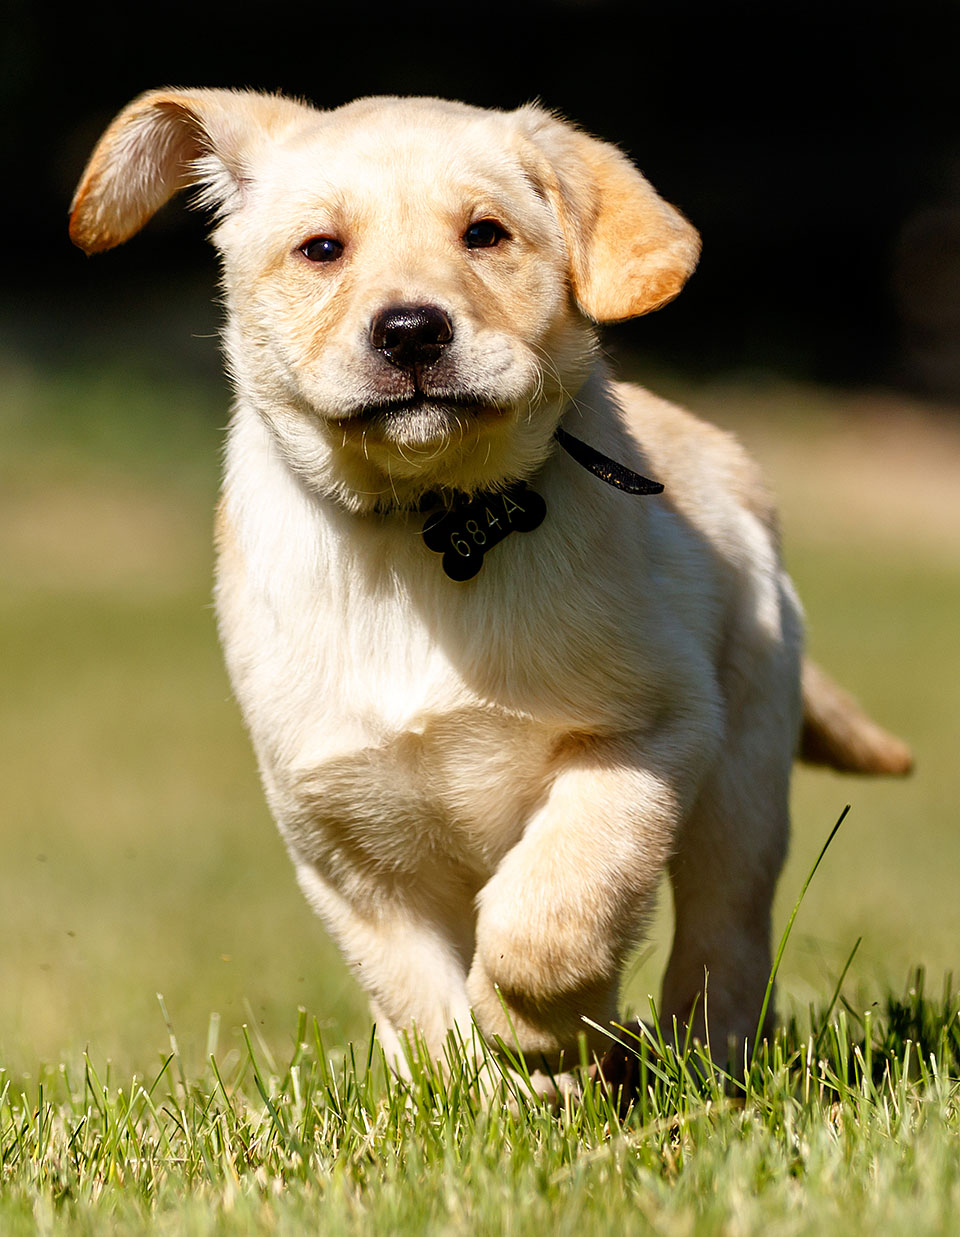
[{"x1": 71, "y1": 90, "x2": 911, "y2": 1079}]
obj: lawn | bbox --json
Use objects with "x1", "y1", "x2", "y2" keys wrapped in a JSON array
[{"x1": 1, "y1": 341, "x2": 958, "y2": 1232}]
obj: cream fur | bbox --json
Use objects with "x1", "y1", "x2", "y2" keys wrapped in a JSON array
[{"x1": 71, "y1": 90, "x2": 903, "y2": 1085}]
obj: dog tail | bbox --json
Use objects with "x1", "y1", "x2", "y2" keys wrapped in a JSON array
[{"x1": 799, "y1": 659, "x2": 914, "y2": 776}]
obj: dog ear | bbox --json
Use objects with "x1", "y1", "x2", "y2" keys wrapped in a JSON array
[
  {"x1": 69, "y1": 88, "x2": 307, "y2": 254},
  {"x1": 514, "y1": 107, "x2": 700, "y2": 323}
]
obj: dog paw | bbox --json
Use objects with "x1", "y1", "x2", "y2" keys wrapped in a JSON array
[
  {"x1": 465, "y1": 949, "x2": 616, "y2": 1064},
  {"x1": 467, "y1": 872, "x2": 620, "y2": 1056}
]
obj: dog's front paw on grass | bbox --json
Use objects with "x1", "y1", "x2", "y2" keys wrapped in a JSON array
[{"x1": 465, "y1": 948, "x2": 617, "y2": 1067}]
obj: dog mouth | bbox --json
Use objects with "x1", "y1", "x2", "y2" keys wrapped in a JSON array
[{"x1": 335, "y1": 394, "x2": 504, "y2": 444}]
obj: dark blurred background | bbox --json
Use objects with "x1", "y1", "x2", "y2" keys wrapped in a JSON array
[{"x1": 3, "y1": 0, "x2": 960, "y2": 399}]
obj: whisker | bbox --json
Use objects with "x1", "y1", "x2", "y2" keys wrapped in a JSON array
[{"x1": 385, "y1": 458, "x2": 400, "y2": 507}]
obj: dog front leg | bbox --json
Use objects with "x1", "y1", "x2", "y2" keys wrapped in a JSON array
[
  {"x1": 466, "y1": 729, "x2": 709, "y2": 1064},
  {"x1": 294, "y1": 861, "x2": 475, "y2": 1069},
  {"x1": 296, "y1": 861, "x2": 571, "y2": 1104}
]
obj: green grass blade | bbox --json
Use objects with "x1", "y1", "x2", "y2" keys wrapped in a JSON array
[{"x1": 751, "y1": 805, "x2": 851, "y2": 1068}]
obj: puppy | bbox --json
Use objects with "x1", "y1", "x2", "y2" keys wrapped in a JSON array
[{"x1": 70, "y1": 90, "x2": 911, "y2": 1079}]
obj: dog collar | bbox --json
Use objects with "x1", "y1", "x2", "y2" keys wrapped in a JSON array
[
  {"x1": 420, "y1": 427, "x2": 663, "y2": 580},
  {"x1": 553, "y1": 425, "x2": 664, "y2": 496}
]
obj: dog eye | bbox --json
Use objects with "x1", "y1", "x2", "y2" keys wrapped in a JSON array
[
  {"x1": 300, "y1": 236, "x2": 345, "y2": 263},
  {"x1": 463, "y1": 219, "x2": 509, "y2": 249}
]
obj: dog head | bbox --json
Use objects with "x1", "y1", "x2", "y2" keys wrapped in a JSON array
[{"x1": 71, "y1": 90, "x2": 699, "y2": 510}]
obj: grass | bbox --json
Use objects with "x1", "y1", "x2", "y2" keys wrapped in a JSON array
[
  {"x1": 1, "y1": 339, "x2": 958, "y2": 1231},
  {"x1": 2, "y1": 974, "x2": 959, "y2": 1234}
]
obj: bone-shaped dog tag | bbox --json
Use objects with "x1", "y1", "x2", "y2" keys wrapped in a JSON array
[{"x1": 421, "y1": 483, "x2": 546, "y2": 580}]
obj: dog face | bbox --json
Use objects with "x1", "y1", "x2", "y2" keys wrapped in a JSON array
[
  {"x1": 215, "y1": 98, "x2": 594, "y2": 506},
  {"x1": 70, "y1": 91, "x2": 700, "y2": 508}
]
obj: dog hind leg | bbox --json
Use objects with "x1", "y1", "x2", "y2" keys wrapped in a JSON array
[{"x1": 660, "y1": 687, "x2": 795, "y2": 1065}]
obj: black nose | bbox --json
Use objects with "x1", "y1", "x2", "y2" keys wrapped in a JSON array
[{"x1": 369, "y1": 304, "x2": 453, "y2": 370}]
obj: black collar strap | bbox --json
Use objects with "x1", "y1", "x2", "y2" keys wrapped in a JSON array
[
  {"x1": 414, "y1": 425, "x2": 663, "y2": 514},
  {"x1": 419, "y1": 426, "x2": 663, "y2": 579},
  {"x1": 553, "y1": 425, "x2": 664, "y2": 494}
]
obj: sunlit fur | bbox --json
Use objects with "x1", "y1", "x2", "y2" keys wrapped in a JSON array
[{"x1": 71, "y1": 90, "x2": 911, "y2": 1086}]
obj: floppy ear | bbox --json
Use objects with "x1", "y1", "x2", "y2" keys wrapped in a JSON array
[
  {"x1": 69, "y1": 87, "x2": 308, "y2": 254},
  {"x1": 514, "y1": 106, "x2": 701, "y2": 323}
]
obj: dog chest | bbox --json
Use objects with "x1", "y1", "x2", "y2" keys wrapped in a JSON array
[
  {"x1": 216, "y1": 518, "x2": 567, "y2": 876},
  {"x1": 279, "y1": 701, "x2": 560, "y2": 882}
]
